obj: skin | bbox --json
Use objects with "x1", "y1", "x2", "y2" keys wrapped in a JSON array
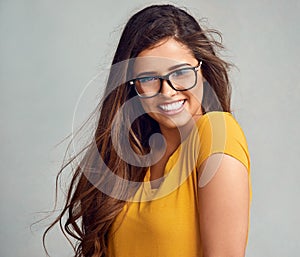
[
  {"x1": 134, "y1": 38, "x2": 250, "y2": 256},
  {"x1": 134, "y1": 38, "x2": 204, "y2": 163},
  {"x1": 198, "y1": 153, "x2": 250, "y2": 257}
]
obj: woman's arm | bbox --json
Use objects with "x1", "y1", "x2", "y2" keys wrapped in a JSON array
[{"x1": 198, "y1": 153, "x2": 250, "y2": 257}]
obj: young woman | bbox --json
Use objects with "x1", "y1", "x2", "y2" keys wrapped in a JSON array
[{"x1": 44, "y1": 4, "x2": 251, "y2": 257}]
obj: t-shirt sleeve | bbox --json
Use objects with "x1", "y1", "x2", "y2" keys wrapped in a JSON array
[{"x1": 196, "y1": 111, "x2": 251, "y2": 174}]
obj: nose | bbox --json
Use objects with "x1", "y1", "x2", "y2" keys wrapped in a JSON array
[{"x1": 160, "y1": 79, "x2": 177, "y2": 96}]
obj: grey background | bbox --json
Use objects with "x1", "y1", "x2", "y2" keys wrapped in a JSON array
[{"x1": 1, "y1": 0, "x2": 299, "y2": 256}]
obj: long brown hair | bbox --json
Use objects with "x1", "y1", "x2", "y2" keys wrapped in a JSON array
[{"x1": 43, "y1": 4, "x2": 232, "y2": 257}]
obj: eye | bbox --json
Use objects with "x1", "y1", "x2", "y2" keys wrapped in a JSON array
[
  {"x1": 172, "y1": 68, "x2": 190, "y2": 77},
  {"x1": 138, "y1": 76, "x2": 158, "y2": 84}
]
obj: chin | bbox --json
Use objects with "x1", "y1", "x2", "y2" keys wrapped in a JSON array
[{"x1": 158, "y1": 116, "x2": 195, "y2": 130}]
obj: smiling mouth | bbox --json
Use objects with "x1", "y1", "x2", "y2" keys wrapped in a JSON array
[{"x1": 158, "y1": 100, "x2": 185, "y2": 112}]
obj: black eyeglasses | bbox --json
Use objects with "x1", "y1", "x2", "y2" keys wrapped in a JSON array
[{"x1": 129, "y1": 61, "x2": 202, "y2": 98}]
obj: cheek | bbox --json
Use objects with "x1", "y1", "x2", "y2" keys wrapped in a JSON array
[
  {"x1": 189, "y1": 82, "x2": 204, "y2": 106},
  {"x1": 140, "y1": 99, "x2": 155, "y2": 114}
]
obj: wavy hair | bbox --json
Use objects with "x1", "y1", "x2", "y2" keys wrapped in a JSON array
[{"x1": 43, "y1": 4, "x2": 232, "y2": 257}]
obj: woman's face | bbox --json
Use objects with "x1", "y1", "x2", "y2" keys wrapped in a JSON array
[{"x1": 133, "y1": 38, "x2": 204, "y2": 132}]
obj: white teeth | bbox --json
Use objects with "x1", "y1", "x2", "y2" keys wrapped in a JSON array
[{"x1": 159, "y1": 100, "x2": 184, "y2": 111}]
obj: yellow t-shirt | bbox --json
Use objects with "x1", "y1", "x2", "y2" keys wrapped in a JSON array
[{"x1": 108, "y1": 111, "x2": 251, "y2": 257}]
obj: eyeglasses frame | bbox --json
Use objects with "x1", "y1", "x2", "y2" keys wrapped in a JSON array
[{"x1": 129, "y1": 60, "x2": 203, "y2": 98}]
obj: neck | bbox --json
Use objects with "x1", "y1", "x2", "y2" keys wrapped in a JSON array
[
  {"x1": 159, "y1": 120, "x2": 194, "y2": 157},
  {"x1": 160, "y1": 127, "x2": 181, "y2": 156}
]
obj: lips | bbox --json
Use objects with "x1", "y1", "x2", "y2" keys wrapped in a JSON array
[{"x1": 158, "y1": 100, "x2": 185, "y2": 112}]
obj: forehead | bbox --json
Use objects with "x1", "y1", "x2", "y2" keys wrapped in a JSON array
[{"x1": 132, "y1": 38, "x2": 197, "y2": 74}]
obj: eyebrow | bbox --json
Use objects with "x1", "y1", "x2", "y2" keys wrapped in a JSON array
[{"x1": 135, "y1": 62, "x2": 192, "y2": 77}]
